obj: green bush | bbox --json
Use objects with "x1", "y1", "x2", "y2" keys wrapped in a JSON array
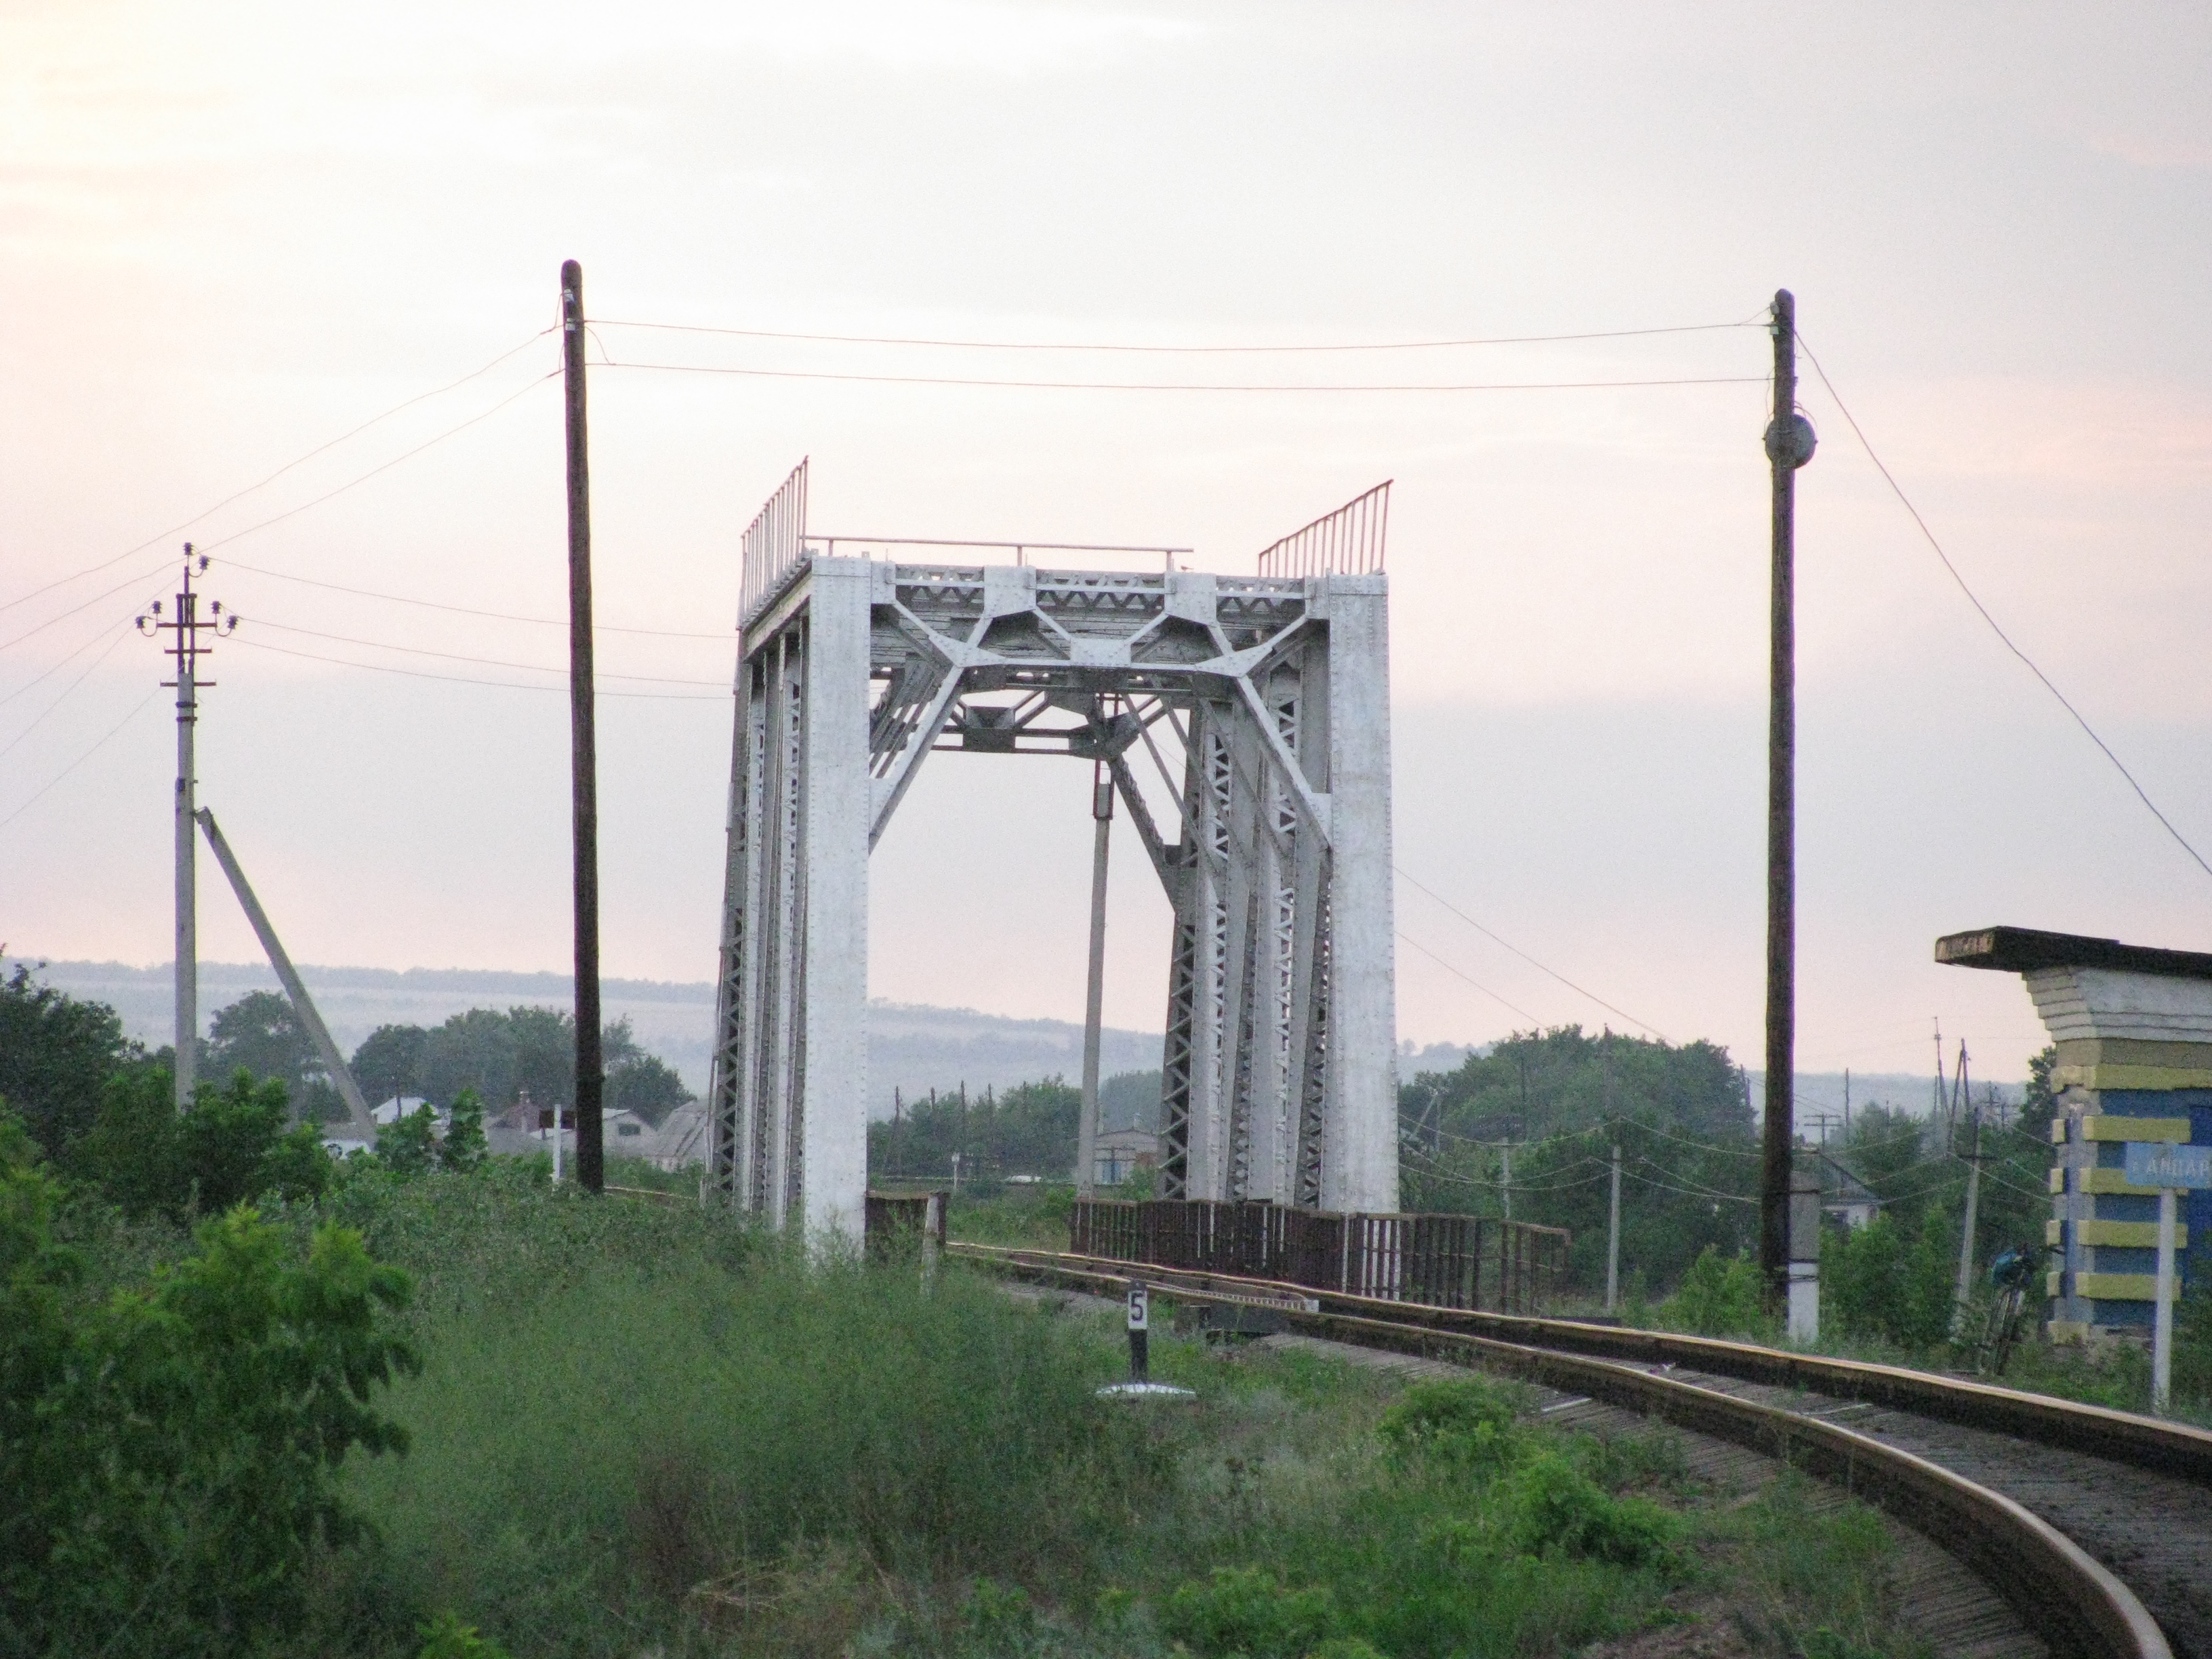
[
  {"x1": 1822, "y1": 1212, "x2": 1959, "y2": 1353},
  {"x1": 1, "y1": 1113, "x2": 416, "y2": 1656},
  {"x1": 1664, "y1": 1245, "x2": 1767, "y2": 1338},
  {"x1": 1507, "y1": 1454, "x2": 1685, "y2": 1573},
  {"x1": 1376, "y1": 1376, "x2": 1523, "y2": 1473},
  {"x1": 1162, "y1": 1565, "x2": 1339, "y2": 1659}
]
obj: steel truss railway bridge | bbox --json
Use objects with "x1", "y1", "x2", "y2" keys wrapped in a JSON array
[{"x1": 707, "y1": 462, "x2": 1401, "y2": 1237}]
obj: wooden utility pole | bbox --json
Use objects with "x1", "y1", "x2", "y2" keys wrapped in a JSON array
[
  {"x1": 1760, "y1": 289, "x2": 1814, "y2": 1306},
  {"x1": 562, "y1": 259, "x2": 604, "y2": 1194}
]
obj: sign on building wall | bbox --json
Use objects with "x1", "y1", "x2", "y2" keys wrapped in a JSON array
[{"x1": 2123, "y1": 1141, "x2": 2212, "y2": 1189}]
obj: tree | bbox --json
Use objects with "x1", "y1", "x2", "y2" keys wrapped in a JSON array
[
  {"x1": 869, "y1": 1078, "x2": 1080, "y2": 1182},
  {"x1": 352, "y1": 1023, "x2": 430, "y2": 1108},
  {"x1": 203, "y1": 991, "x2": 321, "y2": 1101},
  {"x1": 510, "y1": 1005, "x2": 575, "y2": 1115},
  {"x1": 1396, "y1": 1027, "x2": 1762, "y2": 1294},
  {"x1": 0, "y1": 962, "x2": 139, "y2": 1158},
  {"x1": 71, "y1": 1067, "x2": 329, "y2": 1221},
  {"x1": 419, "y1": 1008, "x2": 520, "y2": 1112},
  {"x1": 1, "y1": 1117, "x2": 417, "y2": 1653},
  {"x1": 608, "y1": 1052, "x2": 691, "y2": 1126},
  {"x1": 376, "y1": 1104, "x2": 441, "y2": 1178},
  {"x1": 438, "y1": 1087, "x2": 488, "y2": 1173}
]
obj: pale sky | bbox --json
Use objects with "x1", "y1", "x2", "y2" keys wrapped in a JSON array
[{"x1": 5, "y1": 1, "x2": 2210, "y2": 1084}]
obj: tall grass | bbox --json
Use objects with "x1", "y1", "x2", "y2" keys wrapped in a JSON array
[
  {"x1": 153, "y1": 1164, "x2": 1931, "y2": 1658},
  {"x1": 303, "y1": 1176, "x2": 1170, "y2": 1656}
]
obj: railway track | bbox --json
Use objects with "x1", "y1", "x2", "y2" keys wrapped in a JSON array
[{"x1": 954, "y1": 1242, "x2": 2212, "y2": 1659}]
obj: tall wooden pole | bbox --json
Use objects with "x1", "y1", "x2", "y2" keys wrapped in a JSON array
[
  {"x1": 563, "y1": 259, "x2": 605, "y2": 1194},
  {"x1": 1760, "y1": 289, "x2": 1805, "y2": 1305}
]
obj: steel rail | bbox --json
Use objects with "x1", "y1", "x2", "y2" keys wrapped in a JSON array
[
  {"x1": 954, "y1": 1242, "x2": 2173, "y2": 1659},
  {"x1": 960, "y1": 1243, "x2": 2212, "y2": 1485}
]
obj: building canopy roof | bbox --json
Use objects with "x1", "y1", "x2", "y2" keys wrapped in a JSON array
[{"x1": 1935, "y1": 926, "x2": 2212, "y2": 982}]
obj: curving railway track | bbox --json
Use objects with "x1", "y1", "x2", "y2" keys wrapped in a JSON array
[{"x1": 953, "y1": 1242, "x2": 2212, "y2": 1659}]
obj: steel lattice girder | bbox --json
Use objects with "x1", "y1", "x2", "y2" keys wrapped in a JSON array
[{"x1": 708, "y1": 557, "x2": 1397, "y2": 1239}]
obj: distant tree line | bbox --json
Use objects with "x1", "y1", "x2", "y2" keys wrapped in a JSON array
[
  {"x1": 0, "y1": 962, "x2": 510, "y2": 1223},
  {"x1": 865, "y1": 1070, "x2": 1151, "y2": 1183},
  {"x1": 348, "y1": 1006, "x2": 691, "y2": 1126},
  {"x1": 165, "y1": 987, "x2": 693, "y2": 1127},
  {"x1": 1396, "y1": 1023, "x2": 2061, "y2": 1322},
  {"x1": 1397, "y1": 1026, "x2": 1759, "y2": 1294}
]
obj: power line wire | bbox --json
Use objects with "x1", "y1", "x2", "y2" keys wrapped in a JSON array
[
  {"x1": 0, "y1": 560, "x2": 177, "y2": 656},
  {"x1": 1393, "y1": 866, "x2": 1668, "y2": 1039},
  {"x1": 220, "y1": 558, "x2": 729, "y2": 638},
  {"x1": 0, "y1": 622, "x2": 138, "y2": 762},
  {"x1": 1399, "y1": 1151, "x2": 1612, "y2": 1193},
  {"x1": 599, "y1": 359, "x2": 1766, "y2": 394},
  {"x1": 228, "y1": 636, "x2": 722, "y2": 699},
  {"x1": 1395, "y1": 931, "x2": 1544, "y2": 1023},
  {"x1": 245, "y1": 619, "x2": 726, "y2": 686},
  {"x1": 0, "y1": 330, "x2": 554, "y2": 615},
  {"x1": 193, "y1": 373, "x2": 558, "y2": 557},
  {"x1": 1623, "y1": 1164, "x2": 1759, "y2": 1206},
  {"x1": 0, "y1": 689, "x2": 161, "y2": 832},
  {"x1": 592, "y1": 316, "x2": 1763, "y2": 355},
  {"x1": 0, "y1": 592, "x2": 163, "y2": 712},
  {"x1": 1796, "y1": 332, "x2": 2212, "y2": 884}
]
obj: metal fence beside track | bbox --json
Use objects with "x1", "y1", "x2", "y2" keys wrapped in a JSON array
[{"x1": 1069, "y1": 1199, "x2": 1568, "y2": 1313}]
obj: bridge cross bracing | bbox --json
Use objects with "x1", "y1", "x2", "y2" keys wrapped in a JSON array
[{"x1": 708, "y1": 464, "x2": 1399, "y2": 1238}]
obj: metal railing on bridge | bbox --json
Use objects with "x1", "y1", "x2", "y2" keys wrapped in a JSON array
[{"x1": 1067, "y1": 1198, "x2": 1569, "y2": 1314}]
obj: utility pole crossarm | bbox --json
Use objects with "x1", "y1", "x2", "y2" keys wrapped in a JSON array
[{"x1": 193, "y1": 808, "x2": 375, "y2": 1133}]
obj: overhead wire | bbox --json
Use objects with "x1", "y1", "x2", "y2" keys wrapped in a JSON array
[
  {"x1": 0, "y1": 329, "x2": 554, "y2": 615},
  {"x1": 1795, "y1": 331, "x2": 2212, "y2": 884},
  {"x1": 245, "y1": 619, "x2": 726, "y2": 687},
  {"x1": 0, "y1": 621, "x2": 140, "y2": 762},
  {"x1": 1, "y1": 559, "x2": 180, "y2": 656},
  {"x1": 0, "y1": 590, "x2": 163, "y2": 712},
  {"x1": 0, "y1": 688, "x2": 162, "y2": 833},
  {"x1": 592, "y1": 316, "x2": 1765, "y2": 354},
  {"x1": 192, "y1": 372, "x2": 557, "y2": 558},
  {"x1": 219, "y1": 558, "x2": 729, "y2": 638},
  {"x1": 1393, "y1": 865, "x2": 1667, "y2": 1039},
  {"x1": 1399, "y1": 1151, "x2": 1614, "y2": 1194},
  {"x1": 228, "y1": 635, "x2": 722, "y2": 699},
  {"x1": 597, "y1": 359, "x2": 1767, "y2": 394},
  {"x1": 1394, "y1": 932, "x2": 1544, "y2": 1023},
  {"x1": 1621, "y1": 1166, "x2": 1759, "y2": 1206}
]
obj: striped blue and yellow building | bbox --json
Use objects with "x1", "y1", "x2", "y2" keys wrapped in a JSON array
[{"x1": 1936, "y1": 927, "x2": 2212, "y2": 1341}]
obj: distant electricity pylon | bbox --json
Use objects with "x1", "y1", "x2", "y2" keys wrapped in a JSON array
[{"x1": 140, "y1": 548, "x2": 234, "y2": 1107}]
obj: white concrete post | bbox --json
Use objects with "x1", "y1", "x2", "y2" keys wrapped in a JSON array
[
  {"x1": 1606, "y1": 1142, "x2": 1622, "y2": 1314},
  {"x1": 1321, "y1": 573, "x2": 1399, "y2": 1215},
  {"x1": 2154, "y1": 1185, "x2": 2175, "y2": 1416},
  {"x1": 1787, "y1": 1166, "x2": 1821, "y2": 1343},
  {"x1": 799, "y1": 558, "x2": 873, "y2": 1244}
]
